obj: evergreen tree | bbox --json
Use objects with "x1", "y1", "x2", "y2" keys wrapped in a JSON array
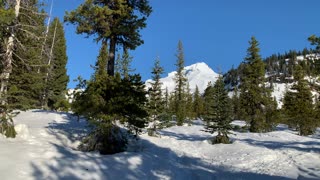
[
  {"x1": 65, "y1": 0, "x2": 152, "y2": 76},
  {"x1": 73, "y1": 44, "x2": 148, "y2": 154},
  {"x1": 7, "y1": 0, "x2": 46, "y2": 110},
  {"x1": 185, "y1": 83, "x2": 194, "y2": 124},
  {"x1": 231, "y1": 86, "x2": 241, "y2": 120},
  {"x1": 239, "y1": 36, "x2": 275, "y2": 132},
  {"x1": 147, "y1": 57, "x2": 164, "y2": 135},
  {"x1": 115, "y1": 49, "x2": 135, "y2": 79},
  {"x1": 204, "y1": 76, "x2": 232, "y2": 144},
  {"x1": 45, "y1": 18, "x2": 69, "y2": 110},
  {"x1": 174, "y1": 40, "x2": 187, "y2": 126},
  {"x1": 193, "y1": 85, "x2": 204, "y2": 119},
  {"x1": 283, "y1": 65, "x2": 316, "y2": 135}
]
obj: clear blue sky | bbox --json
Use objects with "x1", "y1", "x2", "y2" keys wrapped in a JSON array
[{"x1": 47, "y1": 0, "x2": 320, "y2": 88}]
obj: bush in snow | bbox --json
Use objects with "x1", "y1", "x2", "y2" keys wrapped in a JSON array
[
  {"x1": 0, "y1": 110, "x2": 17, "y2": 138},
  {"x1": 78, "y1": 123, "x2": 128, "y2": 155}
]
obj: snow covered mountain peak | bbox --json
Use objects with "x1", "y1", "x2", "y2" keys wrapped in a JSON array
[{"x1": 146, "y1": 62, "x2": 219, "y2": 94}]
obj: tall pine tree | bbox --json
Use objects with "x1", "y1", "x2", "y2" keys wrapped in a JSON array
[
  {"x1": 65, "y1": 0, "x2": 152, "y2": 76},
  {"x1": 45, "y1": 18, "x2": 69, "y2": 110},
  {"x1": 193, "y1": 85, "x2": 204, "y2": 119},
  {"x1": 148, "y1": 57, "x2": 164, "y2": 135},
  {"x1": 204, "y1": 76, "x2": 232, "y2": 144},
  {"x1": 174, "y1": 40, "x2": 187, "y2": 126},
  {"x1": 239, "y1": 36, "x2": 275, "y2": 132},
  {"x1": 283, "y1": 65, "x2": 316, "y2": 135}
]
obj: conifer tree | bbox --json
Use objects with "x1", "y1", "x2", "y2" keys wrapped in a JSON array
[
  {"x1": 174, "y1": 40, "x2": 187, "y2": 125},
  {"x1": 65, "y1": 0, "x2": 152, "y2": 76},
  {"x1": 204, "y1": 76, "x2": 232, "y2": 144},
  {"x1": 239, "y1": 36, "x2": 275, "y2": 132},
  {"x1": 185, "y1": 83, "x2": 194, "y2": 124},
  {"x1": 45, "y1": 18, "x2": 69, "y2": 110},
  {"x1": 7, "y1": 0, "x2": 46, "y2": 110},
  {"x1": 231, "y1": 86, "x2": 241, "y2": 120},
  {"x1": 115, "y1": 50, "x2": 135, "y2": 79},
  {"x1": 193, "y1": 85, "x2": 204, "y2": 119},
  {"x1": 148, "y1": 57, "x2": 164, "y2": 135},
  {"x1": 283, "y1": 65, "x2": 316, "y2": 135}
]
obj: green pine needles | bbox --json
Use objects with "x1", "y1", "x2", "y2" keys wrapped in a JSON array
[{"x1": 204, "y1": 76, "x2": 232, "y2": 144}]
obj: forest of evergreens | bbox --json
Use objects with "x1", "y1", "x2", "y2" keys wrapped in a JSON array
[{"x1": 0, "y1": 0, "x2": 319, "y2": 154}]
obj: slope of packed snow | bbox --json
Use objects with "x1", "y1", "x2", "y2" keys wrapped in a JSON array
[
  {"x1": 0, "y1": 111, "x2": 319, "y2": 179},
  {"x1": 146, "y1": 62, "x2": 220, "y2": 93}
]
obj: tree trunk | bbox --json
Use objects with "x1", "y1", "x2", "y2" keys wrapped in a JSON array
[
  {"x1": 0, "y1": 0, "x2": 21, "y2": 105},
  {"x1": 108, "y1": 36, "x2": 116, "y2": 76}
]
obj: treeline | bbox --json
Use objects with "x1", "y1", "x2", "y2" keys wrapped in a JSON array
[
  {"x1": 225, "y1": 36, "x2": 320, "y2": 136},
  {"x1": 0, "y1": 0, "x2": 68, "y2": 137}
]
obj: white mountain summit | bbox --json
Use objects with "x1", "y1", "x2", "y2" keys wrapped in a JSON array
[{"x1": 145, "y1": 62, "x2": 220, "y2": 94}]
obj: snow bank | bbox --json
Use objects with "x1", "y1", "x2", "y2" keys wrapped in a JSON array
[
  {"x1": 0, "y1": 111, "x2": 319, "y2": 179},
  {"x1": 14, "y1": 124, "x2": 30, "y2": 140}
]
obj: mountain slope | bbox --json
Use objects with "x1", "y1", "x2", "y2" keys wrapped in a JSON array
[{"x1": 146, "y1": 62, "x2": 219, "y2": 94}]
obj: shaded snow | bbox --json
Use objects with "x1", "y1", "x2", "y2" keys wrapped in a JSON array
[
  {"x1": 146, "y1": 62, "x2": 219, "y2": 94},
  {"x1": 0, "y1": 111, "x2": 319, "y2": 179}
]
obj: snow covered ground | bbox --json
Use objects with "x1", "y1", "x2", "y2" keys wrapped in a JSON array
[{"x1": 0, "y1": 111, "x2": 319, "y2": 180}]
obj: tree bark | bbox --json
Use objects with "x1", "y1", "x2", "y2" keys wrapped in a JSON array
[
  {"x1": 0, "y1": 0, "x2": 21, "y2": 105},
  {"x1": 108, "y1": 36, "x2": 116, "y2": 76}
]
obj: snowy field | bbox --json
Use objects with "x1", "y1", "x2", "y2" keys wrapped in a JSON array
[{"x1": 0, "y1": 110, "x2": 319, "y2": 180}]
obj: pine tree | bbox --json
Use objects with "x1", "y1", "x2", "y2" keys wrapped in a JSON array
[
  {"x1": 147, "y1": 57, "x2": 164, "y2": 135},
  {"x1": 231, "y1": 86, "x2": 241, "y2": 120},
  {"x1": 45, "y1": 18, "x2": 69, "y2": 110},
  {"x1": 73, "y1": 43, "x2": 148, "y2": 154},
  {"x1": 115, "y1": 49, "x2": 135, "y2": 79},
  {"x1": 204, "y1": 76, "x2": 232, "y2": 144},
  {"x1": 65, "y1": 0, "x2": 152, "y2": 76},
  {"x1": 174, "y1": 40, "x2": 187, "y2": 126},
  {"x1": 185, "y1": 83, "x2": 194, "y2": 124},
  {"x1": 283, "y1": 65, "x2": 316, "y2": 135},
  {"x1": 7, "y1": 0, "x2": 46, "y2": 110},
  {"x1": 239, "y1": 36, "x2": 275, "y2": 132},
  {"x1": 193, "y1": 85, "x2": 204, "y2": 119}
]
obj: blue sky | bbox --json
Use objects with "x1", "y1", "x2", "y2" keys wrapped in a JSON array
[{"x1": 48, "y1": 0, "x2": 320, "y2": 88}]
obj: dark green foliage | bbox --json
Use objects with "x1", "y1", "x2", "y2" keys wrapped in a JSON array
[
  {"x1": 73, "y1": 44, "x2": 148, "y2": 154},
  {"x1": 79, "y1": 123, "x2": 127, "y2": 155},
  {"x1": 65, "y1": 0, "x2": 152, "y2": 76},
  {"x1": 283, "y1": 65, "x2": 317, "y2": 136},
  {"x1": 204, "y1": 76, "x2": 232, "y2": 144},
  {"x1": 115, "y1": 50, "x2": 135, "y2": 79},
  {"x1": 147, "y1": 57, "x2": 164, "y2": 135},
  {"x1": 7, "y1": 1, "x2": 46, "y2": 110},
  {"x1": 45, "y1": 18, "x2": 69, "y2": 110},
  {"x1": 0, "y1": 110, "x2": 16, "y2": 138},
  {"x1": 230, "y1": 86, "x2": 242, "y2": 120},
  {"x1": 193, "y1": 85, "x2": 204, "y2": 119},
  {"x1": 174, "y1": 40, "x2": 187, "y2": 126},
  {"x1": 185, "y1": 83, "x2": 194, "y2": 124},
  {"x1": 239, "y1": 36, "x2": 276, "y2": 132}
]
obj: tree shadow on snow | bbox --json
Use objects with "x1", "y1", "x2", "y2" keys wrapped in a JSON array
[
  {"x1": 159, "y1": 130, "x2": 211, "y2": 142},
  {"x1": 237, "y1": 138, "x2": 320, "y2": 153},
  {"x1": 30, "y1": 140, "x2": 296, "y2": 180},
  {"x1": 28, "y1": 112, "x2": 295, "y2": 180}
]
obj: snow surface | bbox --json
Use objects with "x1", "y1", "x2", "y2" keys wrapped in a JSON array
[
  {"x1": 146, "y1": 62, "x2": 220, "y2": 94},
  {"x1": 0, "y1": 110, "x2": 319, "y2": 180}
]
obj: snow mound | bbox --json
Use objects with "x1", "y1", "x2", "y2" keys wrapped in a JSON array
[
  {"x1": 146, "y1": 62, "x2": 219, "y2": 94},
  {"x1": 14, "y1": 124, "x2": 30, "y2": 140}
]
